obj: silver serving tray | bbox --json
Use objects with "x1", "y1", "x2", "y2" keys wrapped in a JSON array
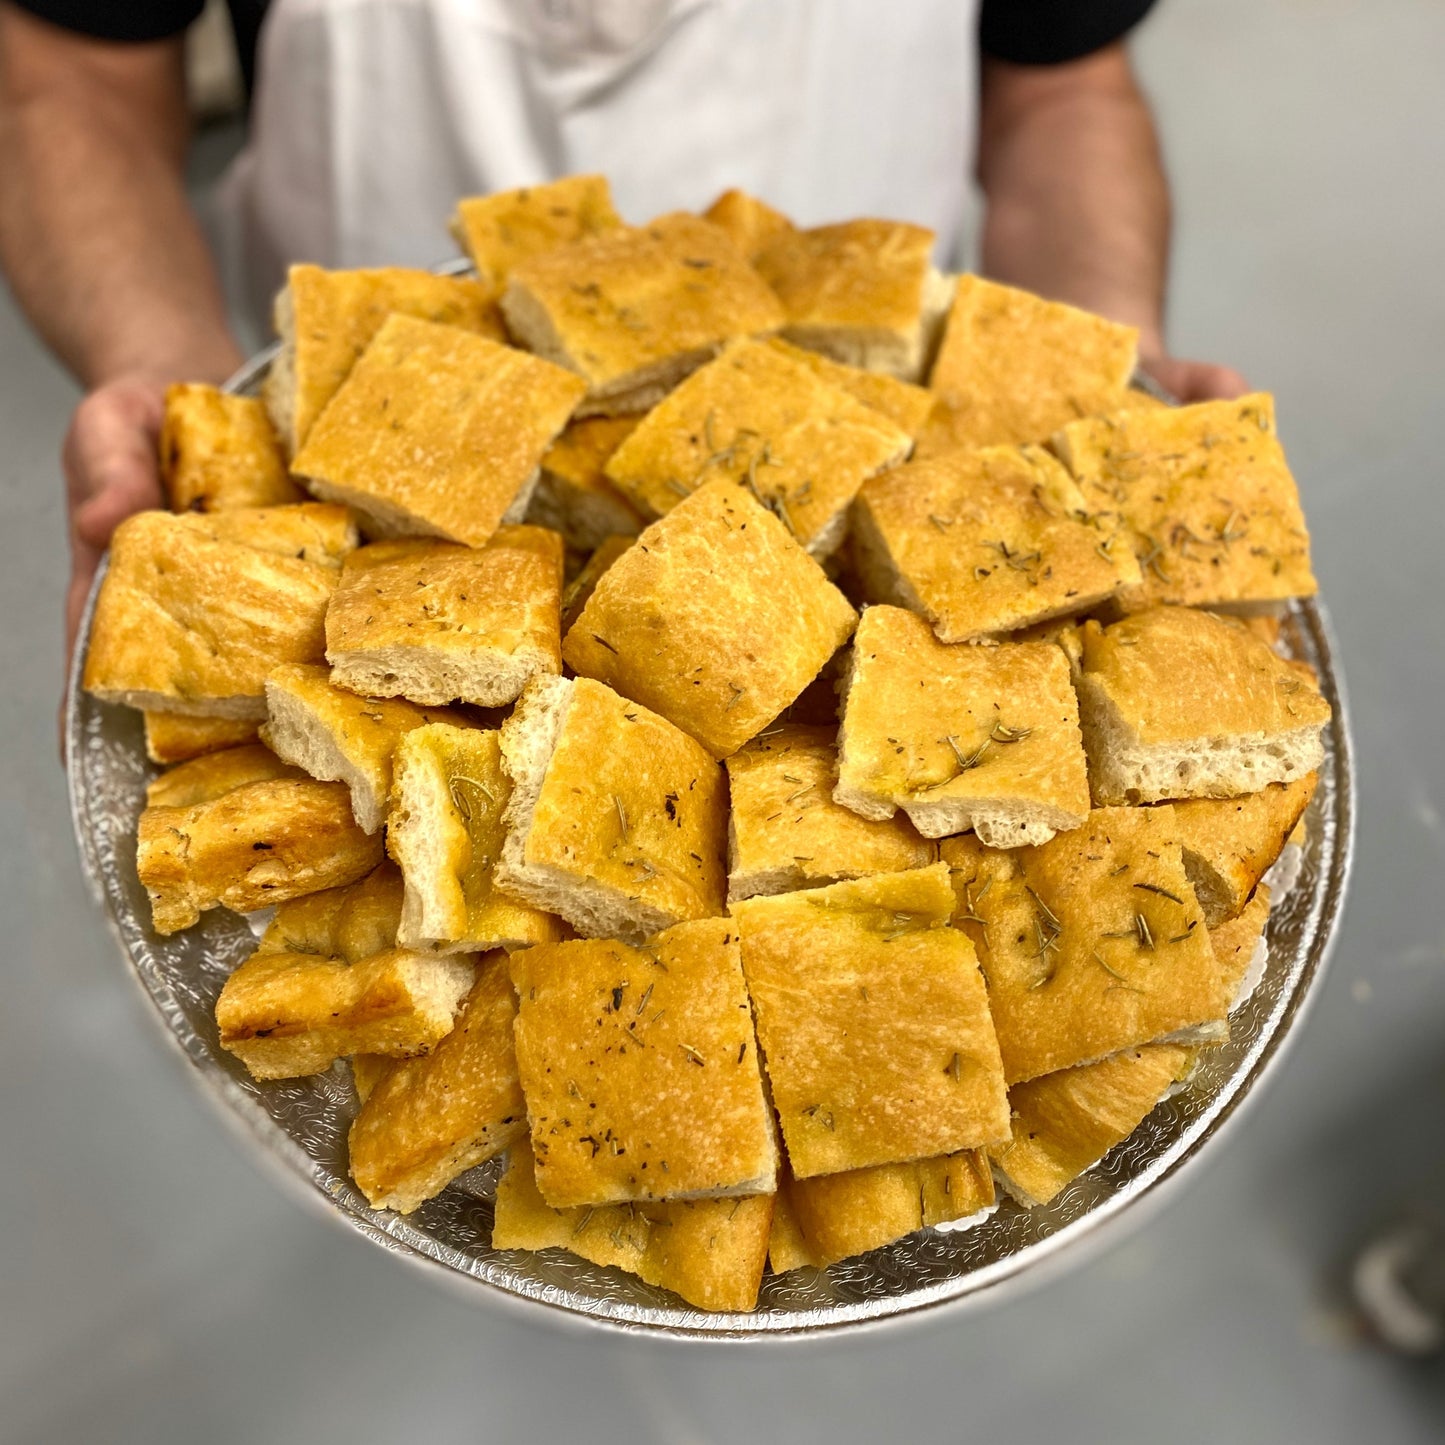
[{"x1": 65, "y1": 345, "x2": 1354, "y2": 1340}]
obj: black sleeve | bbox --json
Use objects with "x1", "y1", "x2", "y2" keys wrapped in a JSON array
[
  {"x1": 980, "y1": 0, "x2": 1159, "y2": 65},
  {"x1": 7, "y1": 0, "x2": 204, "y2": 42}
]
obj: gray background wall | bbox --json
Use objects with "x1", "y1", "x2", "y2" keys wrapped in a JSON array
[{"x1": 2, "y1": 1, "x2": 1442, "y2": 1440}]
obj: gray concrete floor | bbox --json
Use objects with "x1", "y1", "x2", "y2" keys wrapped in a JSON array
[{"x1": 3, "y1": 1, "x2": 1444, "y2": 1440}]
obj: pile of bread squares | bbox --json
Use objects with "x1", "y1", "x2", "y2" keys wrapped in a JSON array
[{"x1": 81, "y1": 175, "x2": 1329, "y2": 1314}]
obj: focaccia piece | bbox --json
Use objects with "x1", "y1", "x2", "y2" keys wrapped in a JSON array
[
  {"x1": 493, "y1": 1146, "x2": 774, "y2": 1313},
  {"x1": 560, "y1": 534, "x2": 634, "y2": 636},
  {"x1": 324, "y1": 529, "x2": 564, "y2": 708},
  {"x1": 1169, "y1": 773, "x2": 1317, "y2": 925},
  {"x1": 941, "y1": 808, "x2": 1230, "y2": 1084},
  {"x1": 292, "y1": 315, "x2": 585, "y2": 546},
  {"x1": 496, "y1": 676, "x2": 726, "y2": 943},
  {"x1": 700, "y1": 187, "x2": 795, "y2": 261},
  {"x1": 988, "y1": 1043, "x2": 1195, "y2": 1208},
  {"x1": 918, "y1": 275, "x2": 1138, "y2": 455},
  {"x1": 159, "y1": 383, "x2": 299, "y2": 512},
  {"x1": 137, "y1": 761, "x2": 385, "y2": 933},
  {"x1": 347, "y1": 951, "x2": 526, "y2": 1212},
  {"x1": 144, "y1": 741, "x2": 300, "y2": 809},
  {"x1": 602, "y1": 339, "x2": 912, "y2": 557},
  {"x1": 501, "y1": 213, "x2": 786, "y2": 415},
  {"x1": 450, "y1": 174, "x2": 623, "y2": 291},
  {"x1": 849, "y1": 445, "x2": 1141, "y2": 641},
  {"x1": 259, "y1": 861, "x2": 405, "y2": 963},
  {"x1": 528, "y1": 416, "x2": 644, "y2": 554},
  {"x1": 733, "y1": 864, "x2": 1009, "y2": 1178},
  {"x1": 835, "y1": 605, "x2": 1090, "y2": 846},
  {"x1": 563, "y1": 477, "x2": 857, "y2": 758},
  {"x1": 388, "y1": 724, "x2": 562, "y2": 953},
  {"x1": 724, "y1": 723, "x2": 933, "y2": 901},
  {"x1": 1052, "y1": 394, "x2": 1317, "y2": 610},
  {"x1": 265, "y1": 263, "x2": 505, "y2": 455},
  {"x1": 216, "y1": 946, "x2": 473, "y2": 1080},
  {"x1": 508, "y1": 917, "x2": 776, "y2": 1207},
  {"x1": 83, "y1": 504, "x2": 357, "y2": 718},
  {"x1": 1076, "y1": 608, "x2": 1331, "y2": 805},
  {"x1": 143, "y1": 711, "x2": 259, "y2": 765},
  {"x1": 766, "y1": 338, "x2": 935, "y2": 437},
  {"x1": 261, "y1": 663, "x2": 464, "y2": 832},
  {"x1": 752, "y1": 219, "x2": 952, "y2": 381},
  {"x1": 1211, "y1": 884, "x2": 1272, "y2": 1010},
  {"x1": 768, "y1": 1151, "x2": 995, "y2": 1274}
]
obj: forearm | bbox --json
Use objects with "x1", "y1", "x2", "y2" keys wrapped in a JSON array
[
  {"x1": 0, "y1": 19, "x2": 240, "y2": 388},
  {"x1": 977, "y1": 45, "x2": 1170, "y2": 355}
]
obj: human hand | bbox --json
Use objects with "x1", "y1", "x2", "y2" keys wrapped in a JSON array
[{"x1": 1139, "y1": 353, "x2": 1250, "y2": 404}]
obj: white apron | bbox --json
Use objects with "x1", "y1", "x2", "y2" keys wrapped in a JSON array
[{"x1": 215, "y1": 0, "x2": 982, "y2": 341}]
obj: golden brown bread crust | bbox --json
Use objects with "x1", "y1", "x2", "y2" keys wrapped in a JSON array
[
  {"x1": 602, "y1": 339, "x2": 911, "y2": 555},
  {"x1": 765, "y1": 339, "x2": 935, "y2": 437},
  {"x1": 941, "y1": 809, "x2": 1230, "y2": 1084},
  {"x1": 144, "y1": 742, "x2": 299, "y2": 810},
  {"x1": 137, "y1": 773, "x2": 384, "y2": 933},
  {"x1": 273, "y1": 263, "x2": 506, "y2": 452},
  {"x1": 724, "y1": 722, "x2": 934, "y2": 900},
  {"x1": 531, "y1": 415, "x2": 645, "y2": 553},
  {"x1": 324, "y1": 529, "x2": 564, "y2": 707},
  {"x1": 560, "y1": 534, "x2": 634, "y2": 636},
  {"x1": 83, "y1": 505, "x2": 357, "y2": 718},
  {"x1": 451, "y1": 175, "x2": 623, "y2": 291},
  {"x1": 259, "y1": 862, "x2": 405, "y2": 963},
  {"x1": 700, "y1": 188, "x2": 796, "y2": 261},
  {"x1": 563, "y1": 477, "x2": 857, "y2": 758},
  {"x1": 988, "y1": 1043, "x2": 1194, "y2": 1207},
  {"x1": 733, "y1": 864, "x2": 1010, "y2": 1178},
  {"x1": 849, "y1": 445, "x2": 1141, "y2": 641},
  {"x1": 918, "y1": 275, "x2": 1138, "y2": 456},
  {"x1": 347, "y1": 952, "x2": 527, "y2": 1211},
  {"x1": 159, "y1": 384, "x2": 299, "y2": 512},
  {"x1": 143, "y1": 712, "x2": 259, "y2": 764},
  {"x1": 500, "y1": 213, "x2": 786, "y2": 407},
  {"x1": 1170, "y1": 773, "x2": 1316, "y2": 925},
  {"x1": 835, "y1": 605, "x2": 1091, "y2": 845},
  {"x1": 508, "y1": 917, "x2": 777, "y2": 1207},
  {"x1": 216, "y1": 946, "x2": 474, "y2": 1080},
  {"x1": 292, "y1": 316, "x2": 585, "y2": 546},
  {"x1": 1209, "y1": 884, "x2": 1271, "y2": 1004},
  {"x1": 1051, "y1": 393, "x2": 1317, "y2": 610},
  {"x1": 493, "y1": 1146, "x2": 774, "y2": 1312}
]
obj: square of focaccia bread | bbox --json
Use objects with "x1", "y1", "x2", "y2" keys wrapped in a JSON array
[
  {"x1": 265, "y1": 263, "x2": 505, "y2": 455},
  {"x1": 83, "y1": 504, "x2": 357, "y2": 719},
  {"x1": 215, "y1": 946, "x2": 473, "y2": 1081},
  {"x1": 259, "y1": 861, "x2": 405, "y2": 964},
  {"x1": 700, "y1": 187, "x2": 795, "y2": 261},
  {"x1": 388, "y1": 724, "x2": 563, "y2": 953},
  {"x1": 988, "y1": 1043, "x2": 1195, "y2": 1208},
  {"x1": 941, "y1": 808, "x2": 1230, "y2": 1084},
  {"x1": 1051, "y1": 393, "x2": 1316, "y2": 610},
  {"x1": 493, "y1": 1145, "x2": 774, "y2": 1313},
  {"x1": 159, "y1": 383, "x2": 299, "y2": 512},
  {"x1": 292, "y1": 315, "x2": 585, "y2": 546},
  {"x1": 144, "y1": 741, "x2": 299, "y2": 809},
  {"x1": 261, "y1": 663, "x2": 464, "y2": 832},
  {"x1": 500, "y1": 213, "x2": 786, "y2": 415},
  {"x1": 1211, "y1": 884, "x2": 1271, "y2": 1010},
  {"x1": 450, "y1": 175, "x2": 623, "y2": 292},
  {"x1": 560, "y1": 534, "x2": 634, "y2": 636},
  {"x1": 1076, "y1": 608, "x2": 1331, "y2": 805},
  {"x1": 563, "y1": 477, "x2": 857, "y2": 758},
  {"x1": 496, "y1": 676, "x2": 726, "y2": 944},
  {"x1": 918, "y1": 274, "x2": 1138, "y2": 456},
  {"x1": 143, "y1": 711, "x2": 258, "y2": 765},
  {"x1": 508, "y1": 917, "x2": 776, "y2": 1207},
  {"x1": 766, "y1": 339, "x2": 935, "y2": 438},
  {"x1": 347, "y1": 950, "x2": 526, "y2": 1212},
  {"x1": 324, "y1": 529, "x2": 564, "y2": 708},
  {"x1": 752, "y1": 219, "x2": 952, "y2": 381},
  {"x1": 1168, "y1": 774, "x2": 1316, "y2": 925},
  {"x1": 528, "y1": 416, "x2": 645, "y2": 554},
  {"x1": 137, "y1": 747, "x2": 384, "y2": 933},
  {"x1": 733, "y1": 864, "x2": 1009, "y2": 1178},
  {"x1": 602, "y1": 339, "x2": 911, "y2": 558},
  {"x1": 835, "y1": 605, "x2": 1090, "y2": 847},
  {"x1": 849, "y1": 444, "x2": 1141, "y2": 642},
  {"x1": 768, "y1": 1150, "x2": 995, "y2": 1274},
  {"x1": 724, "y1": 723, "x2": 933, "y2": 901}
]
